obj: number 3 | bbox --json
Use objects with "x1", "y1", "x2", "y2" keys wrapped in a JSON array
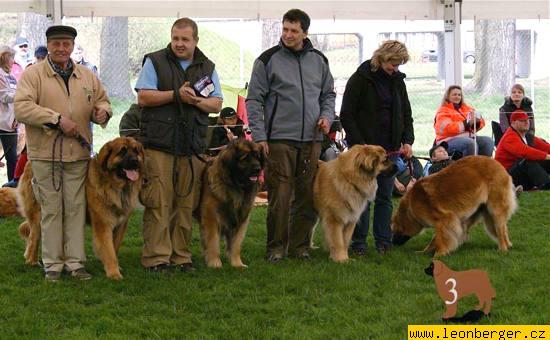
[{"x1": 445, "y1": 278, "x2": 458, "y2": 304}]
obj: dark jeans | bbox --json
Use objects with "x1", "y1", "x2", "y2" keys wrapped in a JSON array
[
  {"x1": 351, "y1": 155, "x2": 398, "y2": 251},
  {"x1": 508, "y1": 159, "x2": 550, "y2": 190},
  {"x1": 0, "y1": 129, "x2": 18, "y2": 181}
]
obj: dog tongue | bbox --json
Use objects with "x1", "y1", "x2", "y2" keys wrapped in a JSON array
[
  {"x1": 124, "y1": 169, "x2": 139, "y2": 182},
  {"x1": 249, "y1": 176, "x2": 259, "y2": 182}
]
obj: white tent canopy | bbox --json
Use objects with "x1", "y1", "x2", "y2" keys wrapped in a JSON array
[{"x1": 3, "y1": 0, "x2": 549, "y2": 20}]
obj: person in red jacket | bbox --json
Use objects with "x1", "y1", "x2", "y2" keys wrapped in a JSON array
[{"x1": 495, "y1": 110, "x2": 550, "y2": 190}]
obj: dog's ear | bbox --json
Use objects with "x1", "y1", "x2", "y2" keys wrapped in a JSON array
[{"x1": 98, "y1": 141, "x2": 113, "y2": 172}]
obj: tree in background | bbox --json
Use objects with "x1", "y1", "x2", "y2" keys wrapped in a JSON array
[
  {"x1": 466, "y1": 19, "x2": 516, "y2": 96},
  {"x1": 261, "y1": 19, "x2": 281, "y2": 51},
  {"x1": 100, "y1": 17, "x2": 134, "y2": 100},
  {"x1": 16, "y1": 13, "x2": 50, "y2": 49}
]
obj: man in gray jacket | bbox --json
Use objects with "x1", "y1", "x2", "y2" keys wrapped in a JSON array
[{"x1": 246, "y1": 9, "x2": 336, "y2": 262}]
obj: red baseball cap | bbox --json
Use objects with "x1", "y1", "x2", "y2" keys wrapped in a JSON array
[{"x1": 510, "y1": 110, "x2": 529, "y2": 122}]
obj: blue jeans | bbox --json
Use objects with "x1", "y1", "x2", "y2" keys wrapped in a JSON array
[
  {"x1": 446, "y1": 136, "x2": 493, "y2": 157},
  {"x1": 351, "y1": 155, "x2": 397, "y2": 251}
]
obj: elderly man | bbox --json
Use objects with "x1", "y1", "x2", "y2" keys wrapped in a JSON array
[
  {"x1": 135, "y1": 18, "x2": 223, "y2": 273},
  {"x1": 15, "y1": 25, "x2": 111, "y2": 282},
  {"x1": 495, "y1": 110, "x2": 550, "y2": 190}
]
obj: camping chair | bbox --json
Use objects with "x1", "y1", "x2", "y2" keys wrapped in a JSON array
[{"x1": 491, "y1": 121, "x2": 504, "y2": 147}]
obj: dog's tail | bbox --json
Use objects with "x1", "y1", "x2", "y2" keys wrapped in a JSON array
[{"x1": 18, "y1": 221, "x2": 30, "y2": 240}]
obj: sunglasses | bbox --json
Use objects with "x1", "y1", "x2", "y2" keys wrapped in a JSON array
[{"x1": 18, "y1": 44, "x2": 28, "y2": 48}]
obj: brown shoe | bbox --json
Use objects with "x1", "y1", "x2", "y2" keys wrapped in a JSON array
[
  {"x1": 45, "y1": 271, "x2": 61, "y2": 282},
  {"x1": 69, "y1": 268, "x2": 92, "y2": 280}
]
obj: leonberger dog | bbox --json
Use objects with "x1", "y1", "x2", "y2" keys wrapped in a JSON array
[
  {"x1": 195, "y1": 139, "x2": 264, "y2": 268},
  {"x1": 0, "y1": 187, "x2": 20, "y2": 217},
  {"x1": 313, "y1": 145, "x2": 397, "y2": 263},
  {"x1": 392, "y1": 156, "x2": 516, "y2": 256},
  {"x1": 425, "y1": 260, "x2": 495, "y2": 319},
  {"x1": 17, "y1": 137, "x2": 144, "y2": 280}
]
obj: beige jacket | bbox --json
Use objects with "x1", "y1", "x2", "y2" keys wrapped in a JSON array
[{"x1": 15, "y1": 60, "x2": 111, "y2": 161}]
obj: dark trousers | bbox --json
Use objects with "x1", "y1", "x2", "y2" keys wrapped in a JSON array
[
  {"x1": 0, "y1": 129, "x2": 18, "y2": 181},
  {"x1": 265, "y1": 142, "x2": 321, "y2": 257},
  {"x1": 351, "y1": 155, "x2": 398, "y2": 251},
  {"x1": 508, "y1": 159, "x2": 550, "y2": 190}
]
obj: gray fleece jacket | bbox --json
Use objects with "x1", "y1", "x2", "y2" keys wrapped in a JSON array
[{"x1": 246, "y1": 38, "x2": 336, "y2": 143}]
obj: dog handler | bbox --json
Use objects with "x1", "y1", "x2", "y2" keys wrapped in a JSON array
[
  {"x1": 15, "y1": 25, "x2": 112, "y2": 282},
  {"x1": 246, "y1": 9, "x2": 335, "y2": 262},
  {"x1": 340, "y1": 40, "x2": 414, "y2": 255},
  {"x1": 135, "y1": 18, "x2": 223, "y2": 272}
]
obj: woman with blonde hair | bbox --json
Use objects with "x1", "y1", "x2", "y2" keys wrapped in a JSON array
[
  {"x1": 499, "y1": 83, "x2": 534, "y2": 136},
  {"x1": 340, "y1": 40, "x2": 414, "y2": 255},
  {"x1": 433, "y1": 85, "x2": 493, "y2": 157},
  {"x1": 0, "y1": 45, "x2": 19, "y2": 183}
]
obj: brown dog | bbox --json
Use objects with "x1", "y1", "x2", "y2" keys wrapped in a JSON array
[
  {"x1": 392, "y1": 156, "x2": 515, "y2": 256},
  {"x1": 195, "y1": 139, "x2": 264, "y2": 268},
  {"x1": 313, "y1": 145, "x2": 397, "y2": 262},
  {"x1": 0, "y1": 187, "x2": 20, "y2": 217},
  {"x1": 425, "y1": 260, "x2": 495, "y2": 319},
  {"x1": 17, "y1": 137, "x2": 144, "y2": 280}
]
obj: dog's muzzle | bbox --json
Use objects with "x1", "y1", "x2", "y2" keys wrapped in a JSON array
[{"x1": 392, "y1": 233, "x2": 411, "y2": 245}]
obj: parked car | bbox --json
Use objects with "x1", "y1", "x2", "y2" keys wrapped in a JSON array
[{"x1": 421, "y1": 49, "x2": 475, "y2": 63}]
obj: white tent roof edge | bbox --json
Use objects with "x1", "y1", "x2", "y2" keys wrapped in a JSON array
[{"x1": 1, "y1": 0, "x2": 548, "y2": 20}]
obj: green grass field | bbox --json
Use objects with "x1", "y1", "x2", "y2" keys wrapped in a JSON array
[{"x1": 0, "y1": 191, "x2": 549, "y2": 338}]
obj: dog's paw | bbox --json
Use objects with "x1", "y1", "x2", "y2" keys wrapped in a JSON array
[
  {"x1": 330, "y1": 255, "x2": 350, "y2": 263},
  {"x1": 207, "y1": 258, "x2": 223, "y2": 268},
  {"x1": 231, "y1": 262, "x2": 248, "y2": 269},
  {"x1": 107, "y1": 271, "x2": 123, "y2": 280}
]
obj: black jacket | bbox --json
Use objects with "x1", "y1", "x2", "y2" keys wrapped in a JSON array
[
  {"x1": 139, "y1": 45, "x2": 215, "y2": 156},
  {"x1": 499, "y1": 96, "x2": 534, "y2": 135},
  {"x1": 340, "y1": 60, "x2": 414, "y2": 150}
]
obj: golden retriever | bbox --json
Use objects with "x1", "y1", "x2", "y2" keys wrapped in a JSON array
[
  {"x1": 17, "y1": 137, "x2": 144, "y2": 280},
  {"x1": 313, "y1": 145, "x2": 397, "y2": 262},
  {"x1": 392, "y1": 156, "x2": 516, "y2": 256},
  {"x1": 195, "y1": 139, "x2": 264, "y2": 268}
]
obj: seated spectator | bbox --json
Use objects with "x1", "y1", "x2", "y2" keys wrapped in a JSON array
[
  {"x1": 423, "y1": 141, "x2": 455, "y2": 176},
  {"x1": 208, "y1": 107, "x2": 245, "y2": 155},
  {"x1": 393, "y1": 155, "x2": 423, "y2": 196},
  {"x1": 499, "y1": 84, "x2": 534, "y2": 139},
  {"x1": 495, "y1": 110, "x2": 550, "y2": 191},
  {"x1": 434, "y1": 85, "x2": 493, "y2": 157}
]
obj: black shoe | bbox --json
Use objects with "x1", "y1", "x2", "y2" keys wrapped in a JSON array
[
  {"x1": 376, "y1": 244, "x2": 392, "y2": 255},
  {"x1": 351, "y1": 248, "x2": 366, "y2": 256},
  {"x1": 266, "y1": 253, "x2": 284, "y2": 263},
  {"x1": 178, "y1": 263, "x2": 196, "y2": 272},
  {"x1": 296, "y1": 251, "x2": 311, "y2": 260},
  {"x1": 145, "y1": 263, "x2": 172, "y2": 273}
]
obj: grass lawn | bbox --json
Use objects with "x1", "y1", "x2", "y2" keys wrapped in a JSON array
[{"x1": 1, "y1": 191, "x2": 549, "y2": 338}]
